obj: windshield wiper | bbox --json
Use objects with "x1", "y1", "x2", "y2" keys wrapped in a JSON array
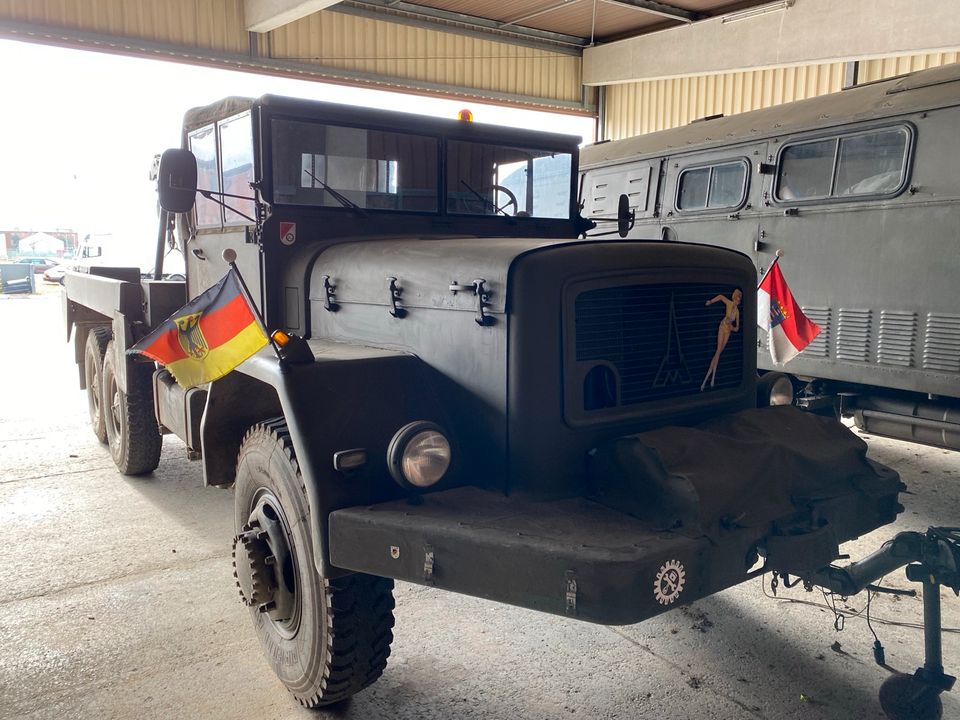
[{"x1": 304, "y1": 170, "x2": 367, "y2": 216}]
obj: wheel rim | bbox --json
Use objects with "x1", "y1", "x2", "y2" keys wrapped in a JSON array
[
  {"x1": 107, "y1": 374, "x2": 122, "y2": 441},
  {"x1": 235, "y1": 488, "x2": 301, "y2": 639},
  {"x1": 86, "y1": 359, "x2": 101, "y2": 424}
]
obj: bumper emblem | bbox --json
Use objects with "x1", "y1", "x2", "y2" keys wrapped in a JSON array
[{"x1": 654, "y1": 559, "x2": 686, "y2": 605}]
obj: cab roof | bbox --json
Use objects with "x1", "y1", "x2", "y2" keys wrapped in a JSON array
[{"x1": 182, "y1": 93, "x2": 583, "y2": 152}]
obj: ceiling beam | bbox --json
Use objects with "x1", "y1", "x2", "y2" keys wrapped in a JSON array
[
  {"x1": 332, "y1": 0, "x2": 588, "y2": 54},
  {"x1": 584, "y1": 0, "x2": 960, "y2": 85},
  {"x1": 599, "y1": 0, "x2": 699, "y2": 23},
  {"x1": 244, "y1": 0, "x2": 340, "y2": 32}
]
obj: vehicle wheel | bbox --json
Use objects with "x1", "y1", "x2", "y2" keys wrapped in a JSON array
[
  {"x1": 233, "y1": 418, "x2": 395, "y2": 707},
  {"x1": 879, "y1": 673, "x2": 943, "y2": 720},
  {"x1": 84, "y1": 327, "x2": 112, "y2": 444},
  {"x1": 101, "y1": 341, "x2": 162, "y2": 475}
]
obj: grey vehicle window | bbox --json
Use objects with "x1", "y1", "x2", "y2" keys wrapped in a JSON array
[
  {"x1": 777, "y1": 138, "x2": 836, "y2": 200},
  {"x1": 272, "y1": 119, "x2": 439, "y2": 212},
  {"x1": 709, "y1": 162, "x2": 746, "y2": 208},
  {"x1": 447, "y1": 141, "x2": 572, "y2": 218},
  {"x1": 188, "y1": 125, "x2": 221, "y2": 228},
  {"x1": 219, "y1": 112, "x2": 256, "y2": 225},
  {"x1": 677, "y1": 162, "x2": 745, "y2": 210},
  {"x1": 835, "y1": 129, "x2": 907, "y2": 196},
  {"x1": 677, "y1": 167, "x2": 709, "y2": 209}
]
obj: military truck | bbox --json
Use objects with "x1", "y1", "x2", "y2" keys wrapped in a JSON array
[{"x1": 62, "y1": 96, "x2": 957, "y2": 719}]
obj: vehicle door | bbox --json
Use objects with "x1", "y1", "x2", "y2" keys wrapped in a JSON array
[
  {"x1": 658, "y1": 143, "x2": 767, "y2": 268},
  {"x1": 580, "y1": 158, "x2": 660, "y2": 237}
]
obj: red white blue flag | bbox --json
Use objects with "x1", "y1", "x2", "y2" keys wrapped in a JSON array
[{"x1": 757, "y1": 260, "x2": 821, "y2": 364}]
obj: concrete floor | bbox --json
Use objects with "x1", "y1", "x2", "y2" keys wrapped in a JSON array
[{"x1": 1, "y1": 289, "x2": 957, "y2": 720}]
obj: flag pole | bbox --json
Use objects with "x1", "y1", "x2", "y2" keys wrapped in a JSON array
[
  {"x1": 222, "y1": 248, "x2": 284, "y2": 362},
  {"x1": 757, "y1": 248, "x2": 784, "y2": 288}
]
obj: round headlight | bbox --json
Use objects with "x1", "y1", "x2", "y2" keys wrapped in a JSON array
[
  {"x1": 387, "y1": 421, "x2": 452, "y2": 490},
  {"x1": 757, "y1": 372, "x2": 794, "y2": 407}
]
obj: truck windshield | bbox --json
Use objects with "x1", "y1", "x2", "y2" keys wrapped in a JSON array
[
  {"x1": 272, "y1": 119, "x2": 440, "y2": 212},
  {"x1": 447, "y1": 140, "x2": 572, "y2": 219},
  {"x1": 271, "y1": 118, "x2": 573, "y2": 220}
]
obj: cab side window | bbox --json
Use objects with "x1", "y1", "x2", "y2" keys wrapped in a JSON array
[
  {"x1": 188, "y1": 125, "x2": 221, "y2": 229},
  {"x1": 676, "y1": 161, "x2": 747, "y2": 211},
  {"x1": 219, "y1": 112, "x2": 256, "y2": 225},
  {"x1": 776, "y1": 126, "x2": 910, "y2": 201}
]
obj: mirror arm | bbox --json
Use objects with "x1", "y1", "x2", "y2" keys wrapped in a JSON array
[
  {"x1": 196, "y1": 188, "x2": 258, "y2": 224},
  {"x1": 153, "y1": 209, "x2": 169, "y2": 281}
]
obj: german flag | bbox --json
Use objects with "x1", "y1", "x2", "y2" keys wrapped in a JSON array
[{"x1": 129, "y1": 269, "x2": 268, "y2": 388}]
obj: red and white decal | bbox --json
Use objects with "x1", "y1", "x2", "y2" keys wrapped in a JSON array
[{"x1": 279, "y1": 222, "x2": 297, "y2": 246}]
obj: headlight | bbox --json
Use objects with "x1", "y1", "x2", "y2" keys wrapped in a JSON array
[
  {"x1": 387, "y1": 421, "x2": 451, "y2": 490},
  {"x1": 757, "y1": 373, "x2": 794, "y2": 407}
]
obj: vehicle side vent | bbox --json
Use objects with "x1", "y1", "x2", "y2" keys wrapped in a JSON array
[
  {"x1": 877, "y1": 311, "x2": 917, "y2": 368},
  {"x1": 922, "y1": 313, "x2": 960, "y2": 373},
  {"x1": 836, "y1": 308, "x2": 872, "y2": 362},
  {"x1": 802, "y1": 307, "x2": 830, "y2": 357}
]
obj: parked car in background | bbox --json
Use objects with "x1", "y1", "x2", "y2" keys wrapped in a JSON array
[{"x1": 17, "y1": 257, "x2": 59, "y2": 273}]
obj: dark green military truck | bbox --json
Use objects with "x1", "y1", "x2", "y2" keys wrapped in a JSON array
[{"x1": 61, "y1": 95, "x2": 957, "y2": 719}]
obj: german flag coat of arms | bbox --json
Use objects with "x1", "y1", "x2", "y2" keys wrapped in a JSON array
[{"x1": 129, "y1": 269, "x2": 268, "y2": 388}]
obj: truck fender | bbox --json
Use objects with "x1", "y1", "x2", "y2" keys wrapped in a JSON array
[{"x1": 223, "y1": 349, "x2": 452, "y2": 576}]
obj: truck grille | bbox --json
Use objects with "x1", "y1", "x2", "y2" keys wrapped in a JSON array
[{"x1": 574, "y1": 282, "x2": 744, "y2": 409}]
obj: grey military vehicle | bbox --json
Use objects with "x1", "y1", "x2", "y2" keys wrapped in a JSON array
[
  {"x1": 61, "y1": 95, "x2": 958, "y2": 719},
  {"x1": 580, "y1": 63, "x2": 960, "y2": 451}
]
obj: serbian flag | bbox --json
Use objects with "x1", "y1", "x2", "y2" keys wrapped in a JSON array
[
  {"x1": 129, "y1": 269, "x2": 268, "y2": 388},
  {"x1": 757, "y1": 260, "x2": 821, "y2": 364}
]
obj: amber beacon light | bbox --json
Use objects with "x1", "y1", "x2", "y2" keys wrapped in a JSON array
[{"x1": 457, "y1": 108, "x2": 474, "y2": 122}]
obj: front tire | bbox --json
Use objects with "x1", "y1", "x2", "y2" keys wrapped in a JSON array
[
  {"x1": 233, "y1": 419, "x2": 395, "y2": 707},
  {"x1": 84, "y1": 327, "x2": 112, "y2": 444},
  {"x1": 101, "y1": 341, "x2": 162, "y2": 475}
]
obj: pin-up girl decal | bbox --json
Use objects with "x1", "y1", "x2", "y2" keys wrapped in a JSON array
[{"x1": 701, "y1": 289, "x2": 741, "y2": 391}]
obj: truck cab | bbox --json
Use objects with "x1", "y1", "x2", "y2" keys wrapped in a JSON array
[{"x1": 65, "y1": 95, "x2": 903, "y2": 709}]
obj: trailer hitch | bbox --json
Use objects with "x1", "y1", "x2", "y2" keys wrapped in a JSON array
[{"x1": 809, "y1": 527, "x2": 959, "y2": 720}]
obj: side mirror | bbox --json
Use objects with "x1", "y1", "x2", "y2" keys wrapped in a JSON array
[
  {"x1": 157, "y1": 148, "x2": 198, "y2": 213},
  {"x1": 617, "y1": 194, "x2": 635, "y2": 238}
]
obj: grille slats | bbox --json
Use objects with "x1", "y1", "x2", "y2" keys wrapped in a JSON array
[
  {"x1": 923, "y1": 313, "x2": 960, "y2": 372},
  {"x1": 574, "y1": 282, "x2": 744, "y2": 408}
]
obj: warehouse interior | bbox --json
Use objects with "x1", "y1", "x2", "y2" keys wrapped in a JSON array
[{"x1": 1, "y1": 1, "x2": 958, "y2": 719}]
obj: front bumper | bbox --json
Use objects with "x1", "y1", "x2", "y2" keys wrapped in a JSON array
[
  {"x1": 329, "y1": 482, "x2": 900, "y2": 625},
  {"x1": 329, "y1": 408, "x2": 903, "y2": 625}
]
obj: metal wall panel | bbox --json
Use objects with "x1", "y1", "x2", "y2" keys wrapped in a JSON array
[
  {"x1": 268, "y1": 11, "x2": 583, "y2": 104},
  {"x1": 603, "y1": 53, "x2": 960, "y2": 141},
  {"x1": 859, "y1": 51, "x2": 960, "y2": 83},
  {"x1": 603, "y1": 62, "x2": 846, "y2": 141},
  {"x1": 0, "y1": 0, "x2": 248, "y2": 52},
  {"x1": 0, "y1": 0, "x2": 585, "y2": 109}
]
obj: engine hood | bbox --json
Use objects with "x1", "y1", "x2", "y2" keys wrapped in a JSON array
[{"x1": 309, "y1": 237, "x2": 572, "y2": 314}]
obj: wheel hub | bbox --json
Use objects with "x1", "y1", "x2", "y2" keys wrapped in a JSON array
[
  {"x1": 233, "y1": 498, "x2": 297, "y2": 626},
  {"x1": 233, "y1": 520, "x2": 276, "y2": 609}
]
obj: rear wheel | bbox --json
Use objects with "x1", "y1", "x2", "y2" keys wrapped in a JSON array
[
  {"x1": 233, "y1": 419, "x2": 395, "y2": 706},
  {"x1": 101, "y1": 341, "x2": 162, "y2": 475},
  {"x1": 84, "y1": 327, "x2": 112, "y2": 444}
]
